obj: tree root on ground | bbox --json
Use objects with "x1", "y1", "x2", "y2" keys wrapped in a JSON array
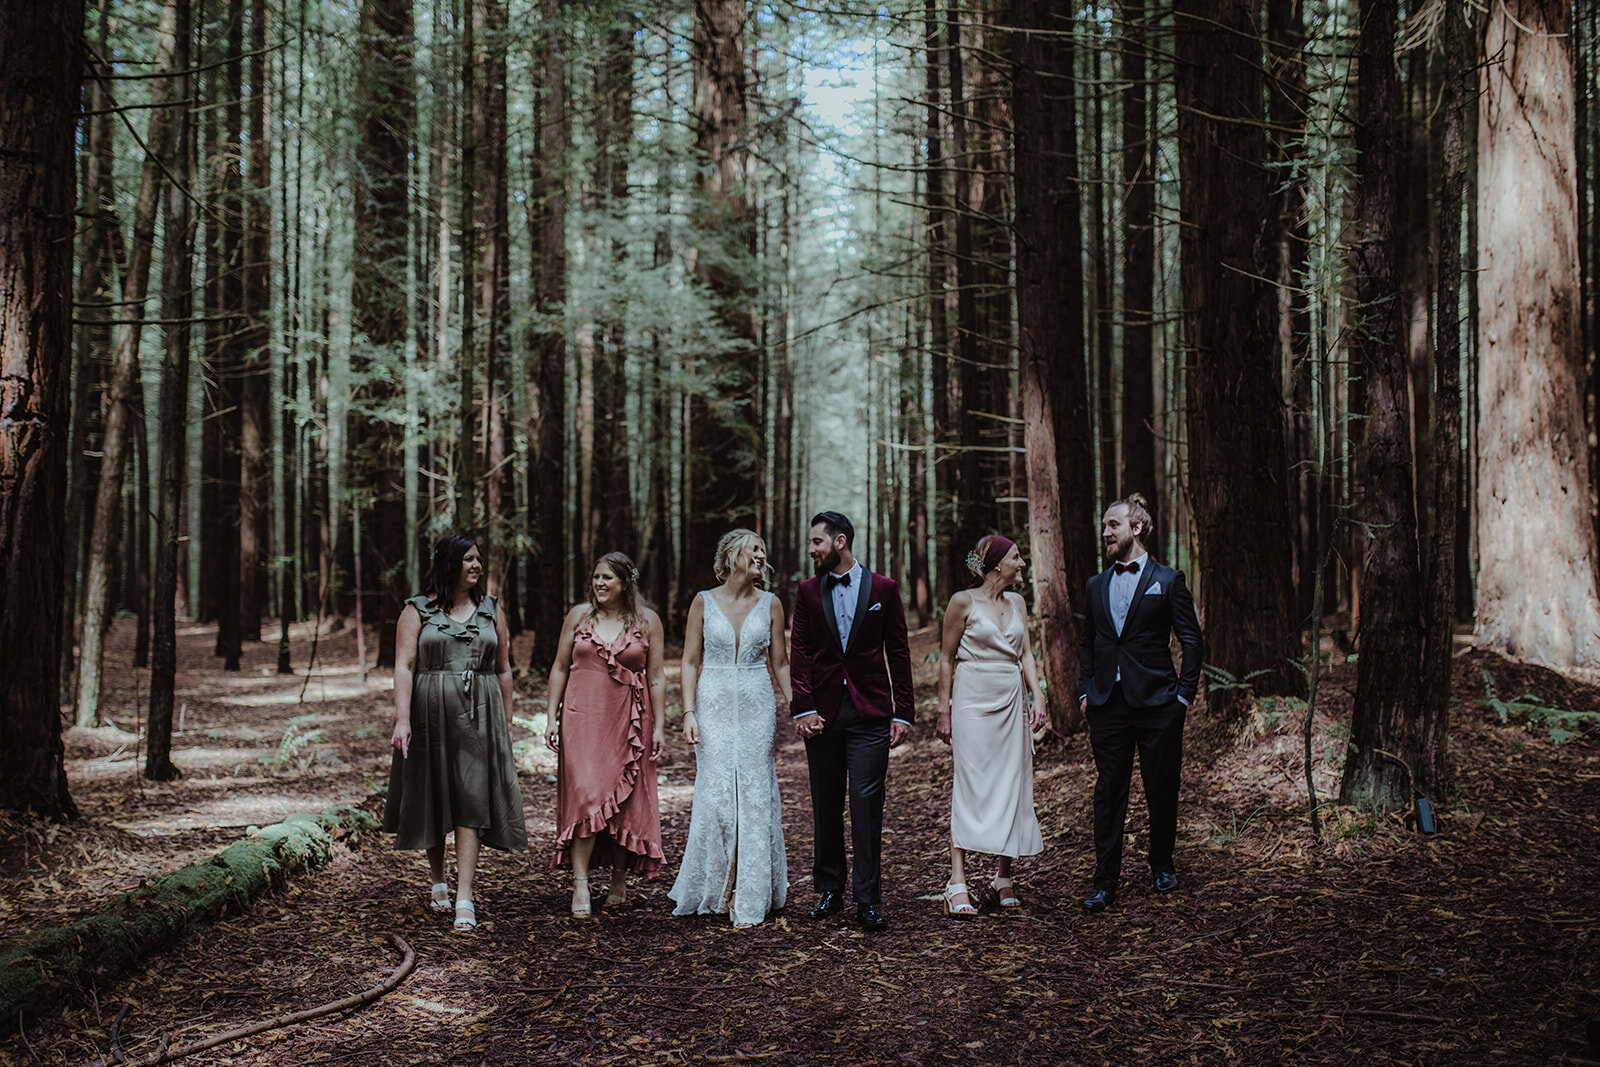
[{"x1": 79, "y1": 933, "x2": 414, "y2": 1067}]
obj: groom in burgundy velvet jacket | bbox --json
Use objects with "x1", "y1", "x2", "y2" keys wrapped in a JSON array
[{"x1": 790, "y1": 511, "x2": 915, "y2": 932}]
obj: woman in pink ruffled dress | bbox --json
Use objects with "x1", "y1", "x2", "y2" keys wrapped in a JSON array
[{"x1": 544, "y1": 551, "x2": 666, "y2": 917}]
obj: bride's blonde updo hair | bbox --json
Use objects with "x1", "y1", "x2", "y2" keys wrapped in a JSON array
[{"x1": 713, "y1": 528, "x2": 773, "y2": 587}]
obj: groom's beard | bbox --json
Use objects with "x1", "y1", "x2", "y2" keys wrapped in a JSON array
[
  {"x1": 813, "y1": 547, "x2": 842, "y2": 574},
  {"x1": 1103, "y1": 534, "x2": 1133, "y2": 561}
]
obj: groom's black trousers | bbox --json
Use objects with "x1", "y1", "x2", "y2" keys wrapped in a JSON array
[
  {"x1": 1087, "y1": 684, "x2": 1185, "y2": 893},
  {"x1": 804, "y1": 695, "x2": 890, "y2": 905}
]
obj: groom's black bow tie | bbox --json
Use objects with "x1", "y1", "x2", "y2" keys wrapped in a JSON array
[
  {"x1": 1113, "y1": 561, "x2": 1140, "y2": 576},
  {"x1": 827, "y1": 572, "x2": 852, "y2": 589}
]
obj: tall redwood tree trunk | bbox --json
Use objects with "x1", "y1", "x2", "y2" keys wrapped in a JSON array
[
  {"x1": 148, "y1": 0, "x2": 196, "y2": 781},
  {"x1": 1013, "y1": 0, "x2": 1093, "y2": 733},
  {"x1": 526, "y1": 0, "x2": 569, "y2": 669},
  {"x1": 1340, "y1": 0, "x2": 1427, "y2": 810},
  {"x1": 1174, "y1": 0, "x2": 1300, "y2": 728},
  {"x1": 683, "y1": 0, "x2": 759, "y2": 617},
  {"x1": 1119, "y1": 0, "x2": 1156, "y2": 501},
  {"x1": 352, "y1": 0, "x2": 415, "y2": 666},
  {"x1": 238, "y1": 0, "x2": 273, "y2": 644},
  {"x1": 1475, "y1": 0, "x2": 1600, "y2": 667},
  {"x1": 1419, "y1": 0, "x2": 1470, "y2": 798},
  {"x1": 0, "y1": 0, "x2": 83, "y2": 817}
]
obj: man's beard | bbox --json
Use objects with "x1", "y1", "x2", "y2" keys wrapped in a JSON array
[
  {"x1": 1103, "y1": 535, "x2": 1131, "y2": 561},
  {"x1": 814, "y1": 546, "x2": 842, "y2": 573}
]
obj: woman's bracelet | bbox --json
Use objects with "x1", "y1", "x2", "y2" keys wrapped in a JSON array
[{"x1": 684, "y1": 709, "x2": 697, "y2": 716}]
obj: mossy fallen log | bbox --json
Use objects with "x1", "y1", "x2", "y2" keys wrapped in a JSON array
[{"x1": 0, "y1": 805, "x2": 377, "y2": 1032}]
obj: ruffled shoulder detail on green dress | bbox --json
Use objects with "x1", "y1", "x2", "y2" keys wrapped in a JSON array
[{"x1": 409, "y1": 594, "x2": 496, "y2": 643}]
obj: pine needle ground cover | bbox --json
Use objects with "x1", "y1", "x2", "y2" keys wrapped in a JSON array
[{"x1": 2, "y1": 618, "x2": 1596, "y2": 1064}]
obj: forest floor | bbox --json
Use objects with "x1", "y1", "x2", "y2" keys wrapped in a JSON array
[{"x1": 3, "y1": 614, "x2": 1599, "y2": 1066}]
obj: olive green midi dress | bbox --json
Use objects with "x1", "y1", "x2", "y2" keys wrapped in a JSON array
[{"x1": 382, "y1": 594, "x2": 528, "y2": 852}]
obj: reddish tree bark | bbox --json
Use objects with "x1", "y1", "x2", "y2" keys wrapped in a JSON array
[{"x1": 1012, "y1": 0, "x2": 1094, "y2": 733}]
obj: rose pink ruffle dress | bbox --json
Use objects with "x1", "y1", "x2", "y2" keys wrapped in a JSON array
[{"x1": 550, "y1": 614, "x2": 664, "y2": 874}]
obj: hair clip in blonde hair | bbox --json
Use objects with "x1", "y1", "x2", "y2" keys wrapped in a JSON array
[{"x1": 965, "y1": 549, "x2": 984, "y2": 577}]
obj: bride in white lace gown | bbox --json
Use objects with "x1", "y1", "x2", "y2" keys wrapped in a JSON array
[{"x1": 669, "y1": 530, "x2": 791, "y2": 927}]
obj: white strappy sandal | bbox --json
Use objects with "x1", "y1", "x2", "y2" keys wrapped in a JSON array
[
  {"x1": 428, "y1": 882, "x2": 452, "y2": 914},
  {"x1": 991, "y1": 875, "x2": 1022, "y2": 910},
  {"x1": 943, "y1": 882, "x2": 979, "y2": 918},
  {"x1": 453, "y1": 899, "x2": 478, "y2": 932}
]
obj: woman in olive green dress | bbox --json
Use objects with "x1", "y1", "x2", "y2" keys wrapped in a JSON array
[{"x1": 384, "y1": 534, "x2": 527, "y2": 931}]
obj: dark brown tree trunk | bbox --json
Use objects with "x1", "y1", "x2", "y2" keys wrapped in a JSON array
[
  {"x1": 925, "y1": 0, "x2": 955, "y2": 606},
  {"x1": 1120, "y1": 0, "x2": 1156, "y2": 501},
  {"x1": 76, "y1": 0, "x2": 180, "y2": 724},
  {"x1": 132, "y1": 380, "x2": 152, "y2": 667},
  {"x1": 1175, "y1": 0, "x2": 1301, "y2": 728},
  {"x1": 1339, "y1": 0, "x2": 1426, "y2": 811},
  {"x1": 238, "y1": 0, "x2": 273, "y2": 645},
  {"x1": 1090, "y1": 42, "x2": 1115, "y2": 505},
  {"x1": 526, "y1": 0, "x2": 569, "y2": 669},
  {"x1": 1266, "y1": 0, "x2": 1314, "y2": 626},
  {"x1": 1419, "y1": 0, "x2": 1470, "y2": 799},
  {"x1": 474, "y1": 0, "x2": 510, "y2": 594},
  {"x1": 207, "y1": 2, "x2": 244, "y2": 670},
  {"x1": 148, "y1": 0, "x2": 196, "y2": 782},
  {"x1": 1, "y1": 0, "x2": 83, "y2": 817},
  {"x1": 682, "y1": 0, "x2": 759, "y2": 617},
  {"x1": 1475, "y1": 0, "x2": 1600, "y2": 667},
  {"x1": 1013, "y1": 0, "x2": 1093, "y2": 734},
  {"x1": 589, "y1": 17, "x2": 636, "y2": 561},
  {"x1": 457, "y1": 0, "x2": 478, "y2": 532},
  {"x1": 352, "y1": 0, "x2": 414, "y2": 665}
]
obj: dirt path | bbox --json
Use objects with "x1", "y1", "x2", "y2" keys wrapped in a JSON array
[{"x1": 4, "y1": 618, "x2": 1599, "y2": 1064}]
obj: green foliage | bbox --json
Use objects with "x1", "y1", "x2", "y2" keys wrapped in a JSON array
[
  {"x1": 1477, "y1": 670, "x2": 1599, "y2": 745},
  {"x1": 512, "y1": 712, "x2": 549, "y2": 763},
  {"x1": 261, "y1": 715, "x2": 340, "y2": 774},
  {"x1": 1206, "y1": 806, "x2": 1263, "y2": 848},
  {"x1": 1202, "y1": 663, "x2": 1279, "y2": 693},
  {"x1": 1256, "y1": 695, "x2": 1308, "y2": 731}
]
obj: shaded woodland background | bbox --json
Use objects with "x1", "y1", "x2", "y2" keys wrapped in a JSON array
[{"x1": 5, "y1": 0, "x2": 1600, "y2": 847}]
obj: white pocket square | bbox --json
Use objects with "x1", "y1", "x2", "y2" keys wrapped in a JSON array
[
  {"x1": 1146, "y1": 581, "x2": 1163, "y2": 595},
  {"x1": 868, "y1": 602, "x2": 883, "y2": 611}
]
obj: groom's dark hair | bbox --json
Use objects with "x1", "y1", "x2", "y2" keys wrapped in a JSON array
[{"x1": 811, "y1": 510, "x2": 854, "y2": 547}]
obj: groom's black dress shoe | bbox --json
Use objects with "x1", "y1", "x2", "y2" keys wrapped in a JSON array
[
  {"x1": 1082, "y1": 889, "x2": 1117, "y2": 913},
  {"x1": 807, "y1": 892, "x2": 844, "y2": 920},
  {"x1": 1154, "y1": 871, "x2": 1179, "y2": 894},
  {"x1": 856, "y1": 903, "x2": 888, "y2": 932}
]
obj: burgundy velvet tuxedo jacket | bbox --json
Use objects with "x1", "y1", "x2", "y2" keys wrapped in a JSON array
[{"x1": 789, "y1": 570, "x2": 916, "y2": 725}]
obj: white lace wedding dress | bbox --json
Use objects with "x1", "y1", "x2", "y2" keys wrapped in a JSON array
[{"x1": 668, "y1": 590, "x2": 788, "y2": 926}]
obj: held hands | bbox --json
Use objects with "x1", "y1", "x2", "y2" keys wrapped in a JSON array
[
  {"x1": 391, "y1": 720, "x2": 412, "y2": 758},
  {"x1": 793, "y1": 714, "x2": 823, "y2": 740},
  {"x1": 682, "y1": 711, "x2": 700, "y2": 746}
]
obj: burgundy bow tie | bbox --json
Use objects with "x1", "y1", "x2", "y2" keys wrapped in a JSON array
[{"x1": 1114, "y1": 561, "x2": 1140, "y2": 576}]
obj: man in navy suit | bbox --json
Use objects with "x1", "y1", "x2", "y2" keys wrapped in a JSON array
[
  {"x1": 790, "y1": 511, "x2": 915, "y2": 931},
  {"x1": 1078, "y1": 493, "x2": 1203, "y2": 912}
]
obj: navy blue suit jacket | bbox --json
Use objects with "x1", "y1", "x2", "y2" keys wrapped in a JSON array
[{"x1": 1078, "y1": 559, "x2": 1203, "y2": 710}]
